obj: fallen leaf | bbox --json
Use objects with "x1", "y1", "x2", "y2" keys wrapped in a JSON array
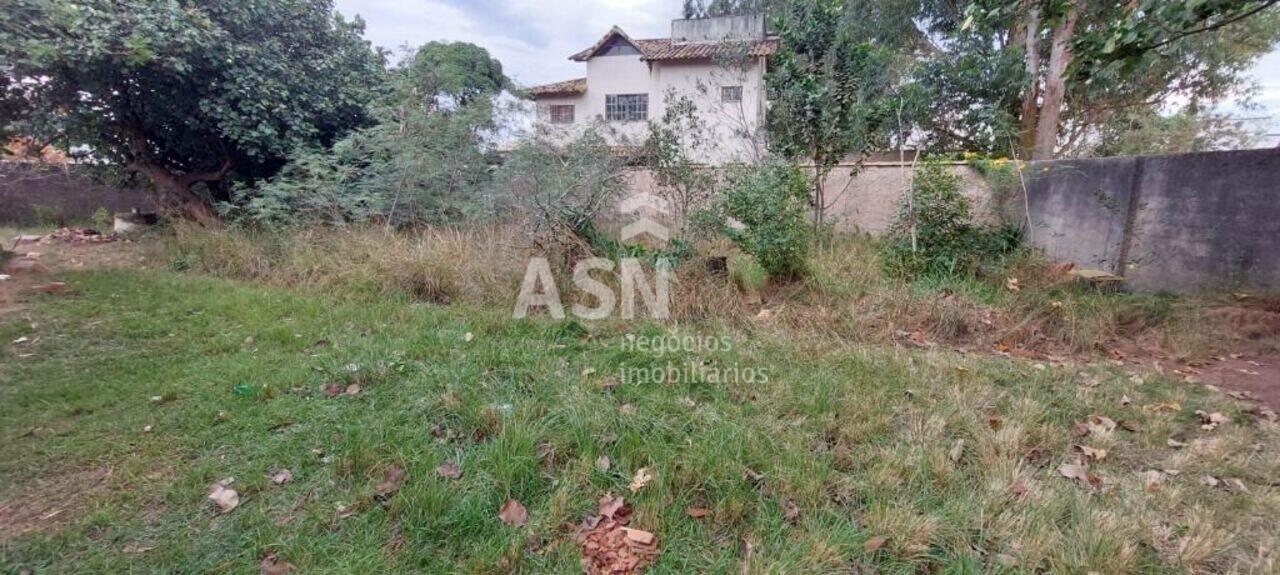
[
  {"x1": 344, "y1": 383, "x2": 361, "y2": 396},
  {"x1": 259, "y1": 553, "x2": 294, "y2": 575},
  {"x1": 1058, "y1": 463, "x2": 1102, "y2": 490},
  {"x1": 1010, "y1": 478, "x2": 1027, "y2": 498},
  {"x1": 595, "y1": 455, "x2": 611, "y2": 472},
  {"x1": 622, "y1": 527, "x2": 655, "y2": 545},
  {"x1": 1195, "y1": 410, "x2": 1228, "y2": 431},
  {"x1": 270, "y1": 469, "x2": 293, "y2": 485},
  {"x1": 686, "y1": 506, "x2": 710, "y2": 519},
  {"x1": 1074, "y1": 445, "x2": 1107, "y2": 462},
  {"x1": 208, "y1": 484, "x2": 240, "y2": 514},
  {"x1": 463, "y1": 332, "x2": 474, "y2": 342},
  {"x1": 1144, "y1": 402, "x2": 1181, "y2": 414},
  {"x1": 863, "y1": 536, "x2": 887, "y2": 553},
  {"x1": 781, "y1": 498, "x2": 800, "y2": 524},
  {"x1": 1120, "y1": 395, "x2": 1132, "y2": 406},
  {"x1": 1167, "y1": 438, "x2": 1188, "y2": 448},
  {"x1": 598, "y1": 493, "x2": 630, "y2": 520},
  {"x1": 498, "y1": 499, "x2": 528, "y2": 526},
  {"x1": 374, "y1": 465, "x2": 407, "y2": 499},
  {"x1": 1142, "y1": 470, "x2": 1164, "y2": 492},
  {"x1": 1201, "y1": 475, "x2": 1220, "y2": 488},
  {"x1": 436, "y1": 463, "x2": 461, "y2": 480},
  {"x1": 322, "y1": 383, "x2": 344, "y2": 398},
  {"x1": 948, "y1": 439, "x2": 965, "y2": 464},
  {"x1": 628, "y1": 467, "x2": 653, "y2": 493},
  {"x1": 1223, "y1": 477, "x2": 1249, "y2": 493},
  {"x1": 1004, "y1": 277, "x2": 1020, "y2": 292}
]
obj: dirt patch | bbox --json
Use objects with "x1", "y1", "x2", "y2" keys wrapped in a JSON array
[
  {"x1": 1183, "y1": 355, "x2": 1280, "y2": 409},
  {"x1": 0, "y1": 465, "x2": 113, "y2": 542}
]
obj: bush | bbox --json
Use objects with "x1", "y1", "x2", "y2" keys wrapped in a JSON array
[
  {"x1": 880, "y1": 158, "x2": 1020, "y2": 279},
  {"x1": 711, "y1": 159, "x2": 812, "y2": 279}
]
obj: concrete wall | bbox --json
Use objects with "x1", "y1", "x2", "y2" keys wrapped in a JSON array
[
  {"x1": 0, "y1": 162, "x2": 154, "y2": 225},
  {"x1": 619, "y1": 162, "x2": 993, "y2": 233},
  {"x1": 671, "y1": 14, "x2": 765, "y2": 42},
  {"x1": 1024, "y1": 149, "x2": 1280, "y2": 293}
]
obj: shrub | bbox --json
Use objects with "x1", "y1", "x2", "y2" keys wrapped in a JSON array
[
  {"x1": 713, "y1": 159, "x2": 812, "y2": 279},
  {"x1": 880, "y1": 158, "x2": 1020, "y2": 279},
  {"x1": 91, "y1": 207, "x2": 113, "y2": 232}
]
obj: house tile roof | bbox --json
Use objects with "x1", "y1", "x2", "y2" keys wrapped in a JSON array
[
  {"x1": 569, "y1": 26, "x2": 777, "y2": 62},
  {"x1": 528, "y1": 77, "x2": 586, "y2": 98}
]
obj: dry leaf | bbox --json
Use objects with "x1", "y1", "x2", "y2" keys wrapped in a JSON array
[
  {"x1": 1120, "y1": 395, "x2": 1132, "y2": 406},
  {"x1": 208, "y1": 484, "x2": 240, "y2": 514},
  {"x1": 259, "y1": 553, "x2": 294, "y2": 575},
  {"x1": 374, "y1": 465, "x2": 407, "y2": 499},
  {"x1": 436, "y1": 463, "x2": 461, "y2": 480},
  {"x1": 1195, "y1": 410, "x2": 1228, "y2": 431},
  {"x1": 1086, "y1": 415, "x2": 1117, "y2": 437},
  {"x1": 271, "y1": 469, "x2": 293, "y2": 485},
  {"x1": 686, "y1": 506, "x2": 710, "y2": 519},
  {"x1": 1074, "y1": 445, "x2": 1107, "y2": 462},
  {"x1": 863, "y1": 536, "x2": 887, "y2": 553},
  {"x1": 1142, "y1": 470, "x2": 1164, "y2": 492},
  {"x1": 595, "y1": 455, "x2": 611, "y2": 472},
  {"x1": 463, "y1": 332, "x2": 474, "y2": 342},
  {"x1": 322, "y1": 383, "x2": 344, "y2": 398},
  {"x1": 598, "y1": 493, "x2": 630, "y2": 520},
  {"x1": 628, "y1": 467, "x2": 653, "y2": 493},
  {"x1": 781, "y1": 498, "x2": 800, "y2": 524},
  {"x1": 498, "y1": 499, "x2": 528, "y2": 526},
  {"x1": 948, "y1": 439, "x2": 965, "y2": 464},
  {"x1": 1058, "y1": 463, "x2": 1102, "y2": 490},
  {"x1": 1010, "y1": 478, "x2": 1027, "y2": 498},
  {"x1": 1004, "y1": 277, "x2": 1020, "y2": 292},
  {"x1": 1167, "y1": 437, "x2": 1188, "y2": 448},
  {"x1": 622, "y1": 527, "x2": 655, "y2": 545}
]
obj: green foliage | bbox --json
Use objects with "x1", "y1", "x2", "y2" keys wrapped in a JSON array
[
  {"x1": 1, "y1": 0, "x2": 385, "y2": 210},
  {"x1": 646, "y1": 91, "x2": 717, "y2": 236},
  {"x1": 90, "y1": 207, "x2": 112, "y2": 232},
  {"x1": 231, "y1": 42, "x2": 510, "y2": 227},
  {"x1": 880, "y1": 159, "x2": 1020, "y2": 279},
  {"x1": 765, "y1": 0, "x2": 905, "y2": 224},
  {"x1": 29, "y1": 204, "x2": 65, "y2": 227},
  {"x1": 403, "y1": 42, "x2": 509, "y2": 107},
  {"x1": 493, "y1": 130, "x2": 627, "y2": 241},
  {"x1": 914, "y1": 0, "x2": 1280, "y2": 156},
  {"x1": 714, "y1": 159, "x2": 812, "y2": 278}
]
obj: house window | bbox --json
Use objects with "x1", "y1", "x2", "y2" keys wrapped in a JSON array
[
  {"x1": 549, "y1": 104, "x2": 575, "y2": 124},
  {"x1": 605, "y1": 94, "x2": 648, "y2": 122},
  {"x1": 721, "y1": 86, "x2": 743, "y2": 103}
]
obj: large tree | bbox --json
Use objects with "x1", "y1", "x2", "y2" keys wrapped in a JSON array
[
  {"x1": 0, "y1": 0, "x2": 385, "y2": 220},
  {"x1": 916, "y1": 0, "x2": 1280, "y2": 159}
]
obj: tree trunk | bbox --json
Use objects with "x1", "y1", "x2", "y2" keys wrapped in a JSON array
[
  {"x1": 1017, "y1": 3, "x2": 1042, "y2": 158},
  {"x1": 133, "y1": 162, "x2": 220, "y2": 224},
  {"x1": 1032, "y1": 0, "x2": 1081, "y2": 161}
]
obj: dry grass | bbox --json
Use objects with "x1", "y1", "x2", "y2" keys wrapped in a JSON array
[{"x1": 162, "y1": 224, "x2": 1280, "y2": 364}]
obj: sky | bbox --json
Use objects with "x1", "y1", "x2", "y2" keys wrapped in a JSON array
[{"x1": 335, "y1": 0, "x2": 1280, "y2": 144}]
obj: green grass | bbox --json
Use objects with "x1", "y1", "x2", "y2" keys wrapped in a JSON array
[{"x1": 1, "y1": 269, "x2": 1278, "y2": 573}]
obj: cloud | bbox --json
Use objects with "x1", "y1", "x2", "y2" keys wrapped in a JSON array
[{"x1": 335, "y1": 0, "x2": 681, "y2": 86}]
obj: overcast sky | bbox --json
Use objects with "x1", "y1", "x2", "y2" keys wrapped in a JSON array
[{"x1": 335, "y1": 0, "x2": 1280, "y2": 139}]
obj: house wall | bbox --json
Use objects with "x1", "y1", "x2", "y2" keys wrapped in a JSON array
[{"x1": 534, "y1": 55, "x2": 767, "y2": 164}]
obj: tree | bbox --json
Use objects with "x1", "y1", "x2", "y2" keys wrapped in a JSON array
[
  {"x1": 0, "y1": 0, "x2": 385, "y2": 221},
  {"x1": 765, "y1": 0, "x2": 902, "y2": 227},
  {"x1": 403, "y1": 42, "x2": 509, "y2": 111},
  {"x1": 236, "y1": 41, "x2": 511, "y2": 227},
  {"x1": 916, "y1": 0, "x2": 1280, "y2": 159},
  {"x1": 646, "y1": 91, "x2": 717, "y2": 236}
]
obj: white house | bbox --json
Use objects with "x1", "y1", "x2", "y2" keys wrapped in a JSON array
[{"x1": 529, "y1": 14, "x2": 777, "y2": 165}]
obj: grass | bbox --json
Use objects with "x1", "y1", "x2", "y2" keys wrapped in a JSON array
[
  {"x1": 2, "y1": 265, "x2": 1278, "y2": 573},
  {"x1": 159, "y1": 224, "x2": 1280, "y2": 364}
]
